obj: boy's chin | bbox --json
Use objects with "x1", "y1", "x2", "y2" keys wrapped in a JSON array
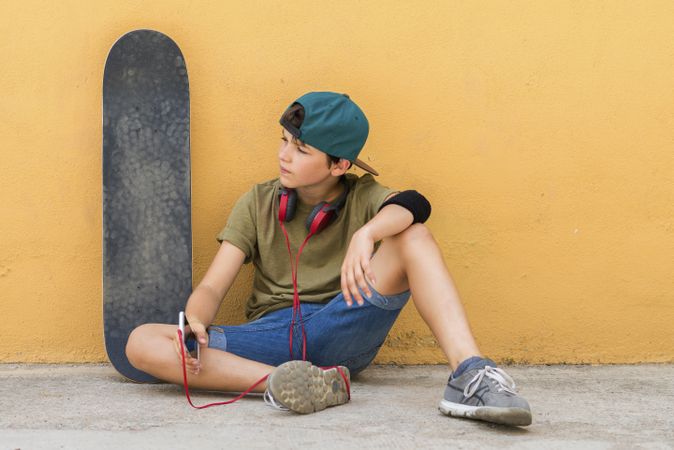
[{"x1": 279, "y1": 173, "x2": 297, "y2": 188}]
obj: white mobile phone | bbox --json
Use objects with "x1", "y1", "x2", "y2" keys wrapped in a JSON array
[
  {"x1": 178, "y1": 311, "x2": 186, "y2": 347},
  {"x1": 178, "y1": 311, "x2": 200, "y2": 361}
]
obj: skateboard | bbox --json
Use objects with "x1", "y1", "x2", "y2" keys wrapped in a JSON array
[{"x1": 103, "y1": 29, "x2": 191, "y2": 382}]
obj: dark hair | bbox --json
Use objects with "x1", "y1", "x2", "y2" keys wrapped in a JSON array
[{"x1": 280, "y1": 103, "x2": 352, "y2": 170}]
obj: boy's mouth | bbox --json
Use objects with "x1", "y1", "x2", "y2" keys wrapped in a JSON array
[{"x1": 280, "y1": 166, "x2": 291, "y2": 174}]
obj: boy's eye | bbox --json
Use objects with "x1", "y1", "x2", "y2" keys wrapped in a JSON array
[{"x1": 281, "y1": 137, "x2": 308, "y2": 154}]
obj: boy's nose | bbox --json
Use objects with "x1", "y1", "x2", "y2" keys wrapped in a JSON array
[{"x1": 279, "y1": 147, "x2": 291, "y2": 162}]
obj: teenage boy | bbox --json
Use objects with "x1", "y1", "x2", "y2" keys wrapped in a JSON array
[{"x1": 126, "y1": 91, "x2": 532, "y2": 426}]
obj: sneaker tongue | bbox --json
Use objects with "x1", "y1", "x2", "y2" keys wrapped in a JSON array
[{"x1": 452, "y1": 357, "x2": 498, "y2": 379}]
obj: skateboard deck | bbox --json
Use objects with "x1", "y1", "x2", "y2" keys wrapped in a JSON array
[{"x1": 103, "y1": 29, "x2": 191, "y2": 382}]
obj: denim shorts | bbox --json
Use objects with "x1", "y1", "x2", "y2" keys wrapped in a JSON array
[{"x1": 186, "y1": 281, "x2": 411, "y2": 376}]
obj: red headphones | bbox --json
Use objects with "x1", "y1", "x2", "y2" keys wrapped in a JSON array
[{"x1": 277, "y1": 175, "x2": 350, "y2": 234}]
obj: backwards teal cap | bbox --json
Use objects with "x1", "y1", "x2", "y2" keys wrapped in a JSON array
[{"x1": 279, "y1": 91, "x2": 378, "y2": 176}]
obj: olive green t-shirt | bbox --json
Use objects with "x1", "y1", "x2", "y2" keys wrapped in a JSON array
[{"x1": 216, "y1": 173, "x2": 398, "y2": 321}]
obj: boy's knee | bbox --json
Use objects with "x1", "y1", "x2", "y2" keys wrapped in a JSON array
[
  {"x1": 397, "y1": 223, "x2": 432, "y2": 246},
  {"x1": 378, "y1": 224, "x2": 433, "y2": 266},
  {"x1": 126, "y1": 324, "x2": 151, "y2": 369}
]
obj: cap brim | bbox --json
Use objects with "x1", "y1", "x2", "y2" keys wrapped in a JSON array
[{"x1": 353, "y1": 158, "x2": 379, "y2": 176}]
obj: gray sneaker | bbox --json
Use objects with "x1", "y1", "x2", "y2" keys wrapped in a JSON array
[
  {"x1": 264, "y1": 360, "x2": 351, "y2": 414},
  {"x1": 439, "y1": 365, "x2": 532, "y2": 426}
]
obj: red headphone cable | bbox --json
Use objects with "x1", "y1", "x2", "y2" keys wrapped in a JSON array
[
  {"x1": 176, "y1": 328, "x2": 269, "y2": 409},
  {"x1": 176, "y1": 329, "x2": 349, "y2": 409},
  {"x1": 174, "y1": 200, "x2": 350, "y2": 409},
  {"x1": 279, "y1": 220, "x2": 314, "y2": 360}
]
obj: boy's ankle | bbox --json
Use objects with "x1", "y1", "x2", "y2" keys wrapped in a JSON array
[{"x1": 452, "y1": 356, "x2": 496, "y2": 379}]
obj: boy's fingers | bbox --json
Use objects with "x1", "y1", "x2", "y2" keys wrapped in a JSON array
[
  {"x1": 352, "y1": 266, "x2": 367, "y2": 305},
  {"x1": 183, "y1": 351, "x2": 200, "y2": 374},
  {"x1": 195, "y1": 331, "x2": 208, "y2": 346},
  {"x1": 173, "y1": 339, "x2": 199, "y2": 374},
  {"x1": 187, "y1": 357, "x2": 198, "y2": 369},
  {"x1": 340, "y1": 268, "x2": 353, "y2": 306},
  {"x1": 174, "y1": 332, "x2": 203, "y2": 370},
  {"x1": 361, "y1": 258, "x2": 376, "y2": 285},
  {"x1": 345, "y1": 267, "x2": 357, "y2": 304},
  {"x1": 347, "y1": 268, "x2": 364, "y2": 305},
  {"x1": 355, "y1": 264, "x2": 373, "y2": 300},
  {"x1": 176, "y1": 348, "x2": 198, "y2": 369},
  {"x1": 188, "y1": 321, "x2": 209, "y2": 345}
]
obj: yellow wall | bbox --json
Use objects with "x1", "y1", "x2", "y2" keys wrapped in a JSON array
[{"x1": 2, "y1": 1, "x2": 673, "y2": 364}]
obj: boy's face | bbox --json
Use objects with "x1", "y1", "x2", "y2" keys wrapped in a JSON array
[{"x1": 278, "y1": 127, "x2": 339, "y2": 188}]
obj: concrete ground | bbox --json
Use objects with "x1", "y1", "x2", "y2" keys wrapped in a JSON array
[{"x1": 0, "y1": 364, "x2": 672, "y2": 449}]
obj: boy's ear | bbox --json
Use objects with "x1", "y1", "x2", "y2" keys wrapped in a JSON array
[{"x1": 330, "y1": 158, "x2": 351, "y2": 176}]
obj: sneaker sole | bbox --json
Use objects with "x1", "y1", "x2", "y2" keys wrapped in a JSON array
[
  {"x1": 267, "y1": 361, "x2": 350, "y2": 414},
  {"x1": 438, "y1": 399, "x2": 532, "y2": 426}
]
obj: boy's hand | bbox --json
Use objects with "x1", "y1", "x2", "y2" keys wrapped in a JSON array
[
  {"x1": 186, "y1": 316, "x2": 209, "y2": 348},
  {"x1": 173, "y1": 325, "x2": 200, "y2": 375},
  {"x1": 341, "y1": 228, "x2": 377, "y2": 307},
  {"x1": 173, "y1": 317, "x2": 208, "y2": 375}
]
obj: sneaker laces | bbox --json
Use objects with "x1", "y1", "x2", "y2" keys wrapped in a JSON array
[
  {"x1": 463, "y1": 366, "x2": 518, "y2": 398},
  {"x1": 263, "y1": 389, "x2": 289, "y2": 411}
]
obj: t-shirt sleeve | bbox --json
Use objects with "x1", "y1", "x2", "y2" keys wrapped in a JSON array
[
  {"x1": 356, "y1": 174, "x2": 400, "y2": 223},
  {"x1": 216, "y1": 188, "x2": 257, "y2": 264}
]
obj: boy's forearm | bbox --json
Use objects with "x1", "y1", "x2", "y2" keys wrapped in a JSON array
[
  {"x1": 185, "y1": 284, "x2": 222, "y2": 326},
  {"x1": 183, "y1": 241, "x2": 246, "y2": 327},
  {"x1": 361, "y1": 204, "x2": 414, "y2": 242}
]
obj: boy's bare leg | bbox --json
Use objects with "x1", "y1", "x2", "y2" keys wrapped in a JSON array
[
  {"x1": 347, "y1": 223, "x2": 531, "y2": 425},
  {"x1": 366, "y1": 224, "x2": 481, "y2": 370},
  {"x1": 354, "y1": 223, "x2": 532, "y2": 426},
  {"x1": 126, "y1": 324, "x2": 273, "y2": 392}
]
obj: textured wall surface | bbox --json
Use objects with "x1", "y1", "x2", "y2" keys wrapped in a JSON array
[{"x1": 1, "y1": 1, "x2": 673, "y2": 364}]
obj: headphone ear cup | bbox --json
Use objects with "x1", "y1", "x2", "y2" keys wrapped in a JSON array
[
  {"x1": 304, "y1": 177, "x2": 350, "y2": 233},
  {"x1": 306, "y1": 202, "x2": 325, "y2": 231},
  {"x1": 306, "y1": 202, "x2": 335, "y2": 234},
  {"x1": 278, "y1": 188, "x2": 297, "y2": 222}
]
